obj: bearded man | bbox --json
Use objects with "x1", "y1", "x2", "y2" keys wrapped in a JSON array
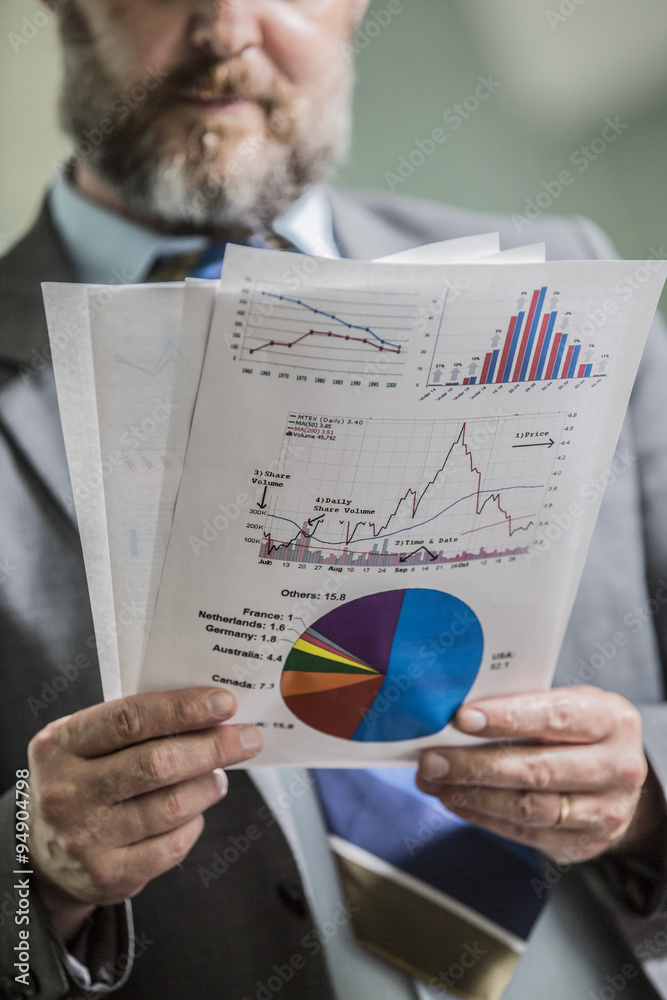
[{"x1": 2, "y1": 3, "x2": 667, "y2": 1000}]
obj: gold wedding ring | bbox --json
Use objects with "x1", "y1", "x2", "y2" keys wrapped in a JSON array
[{"x1": 553, "y1": 792, "x2": 570, "y2": 830}]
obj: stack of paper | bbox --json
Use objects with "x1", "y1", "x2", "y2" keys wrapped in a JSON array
[{"x1": 43, "y1": 236, "x2": 667, "y2": 765}]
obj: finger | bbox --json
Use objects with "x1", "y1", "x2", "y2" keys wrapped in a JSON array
[
  {"x1": 89, "y1": 723, "x2": 262, "y2": 802},
  {"x1": 59, "y1": 688, "x2": 239, "y2": 758},
  {"x1": 106, "y1": 769, "x2": 229, "y2": 848},
  {"x1": 417, "y1": 742, "x2": 618, "y2": 793},
  {"x1": 432, "y1": 785, "x2": 565, "y2": 828},
  {"x1": 437, "y1": 806, "x2": 609, "y2": 865},
  {"x1": 428, "y1": 785, "x2": 629, "y2": 834},
  {"x1": 452, "y1": 687, "x2": 626, "y2": 744},
  {"x1": 118, "y1": 814, "x2": 208, "y2": 898},
  {"x1": 76, "y1": 815, "x2": 207, "y2": 906}
]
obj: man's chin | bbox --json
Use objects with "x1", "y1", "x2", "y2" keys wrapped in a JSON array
[{"x1": 159, "y1": 100, "x2": 269, "y2": 151}]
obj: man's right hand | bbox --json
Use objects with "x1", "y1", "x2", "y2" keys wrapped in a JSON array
[{"x1": 27, "y1": 688, "x2": 262, "y2": 941}]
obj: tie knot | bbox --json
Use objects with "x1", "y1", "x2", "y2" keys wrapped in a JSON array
[{"x1": 146, "y1": 232, "x2": 296, "y2": 282}]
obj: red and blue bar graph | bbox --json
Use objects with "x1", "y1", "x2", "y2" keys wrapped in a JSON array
[{"x1": 445, "y1": 287, "x2": 607, "y2": 386}]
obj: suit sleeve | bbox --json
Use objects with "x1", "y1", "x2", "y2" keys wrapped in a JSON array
[
  {"x1": 0, "y1": 785, "x2": 133, "y2": 999},
  {"x1": 566, "y1": 216, "x2": 667, "y2": 994}
]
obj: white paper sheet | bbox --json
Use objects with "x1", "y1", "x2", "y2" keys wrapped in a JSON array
[
  {"x1": 86, "y1": 283, "x2": 200, "y2": 694},
  {"x1": 139, "y1": 247, "x2": 667, "y2": 765},
  {"x1": 43, "y1": 282, "x2": 122, "y2": 700},
  {"x1": 44, "y1": 281, "x2": 215, "y2": 695},
  {"x1": 378, "y1": 233, "x2": 500, "y2": 264}
]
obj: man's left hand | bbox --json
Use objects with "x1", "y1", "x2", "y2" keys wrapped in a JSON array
[{"x1": 416, "y1": 686, "x2": 663, "y2": 864}]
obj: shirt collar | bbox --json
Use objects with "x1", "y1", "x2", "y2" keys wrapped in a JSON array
[
  {"x1": 272, "y1": 187, "x2": 339, "y2": 259},
  {"x1": 49, "y1": 172, "x2": 339, "y2": 284}
]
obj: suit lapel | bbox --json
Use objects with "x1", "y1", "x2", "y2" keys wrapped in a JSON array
[
  {"x1": 326, "y1": 187, "x2": 426, "y2": 259},
  {"x1": 327, "y1": 186, "x2": 456, "y2": 260},
  {"x1": 0, "y1": 203, "x2": 79, "y2": 522}
]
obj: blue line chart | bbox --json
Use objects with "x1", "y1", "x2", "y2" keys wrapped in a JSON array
[
  {"x1": 258, "y1": 291, "x2": 402, "y2": 351},
  {"x1": 240, "y1": 284, "x2": 417, "y2": 373}
]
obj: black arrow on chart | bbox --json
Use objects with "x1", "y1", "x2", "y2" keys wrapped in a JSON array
[
  {"x1": 512, "y1": 438, "x2": 554, "y2": 449},
  {"x1": 307, "y1": 515, "x2": 325, "y2": 528},
  {"x1": 400, "y1": 545, "x2": 438, "y2": 563},
  {"x1": 257, "y1": 486, "x2": 268, "y2": 509}
]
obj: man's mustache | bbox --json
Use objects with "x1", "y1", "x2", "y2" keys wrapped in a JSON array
[{"x1": 163, "y1": 59, "x2": 285, "y2": 115}]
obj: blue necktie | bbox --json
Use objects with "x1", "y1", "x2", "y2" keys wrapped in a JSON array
[
  {"x1": 314, "y1": 768, "x2": 546, "y2": 999},
  {"x1": 147, "y1": 234, "x2": 290, "y2": 282},
  {"x1": 188, "y1": 235, "x2": 277, "y2": 279}
]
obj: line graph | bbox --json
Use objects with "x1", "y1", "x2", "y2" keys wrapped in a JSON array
[
  {"x1": 108, "y1": 334, "x2": 206, "y2": 451},
  {"x1": 114, "y1": 340, "x2": 201, "y2": 382},
  {"x1": 338, "y1": 424, "x2": 530, "y2": 543},
  {"x1": 238, "y1": 282, "x2": 417, "y2": 374},
  {"x1": 248, "y1": 292, "x2": 403, "y2": 356},
  {"x1": 258, "y1": 412, "x2": 566, "y2": 566},
  {"x1": 248, "y1": 327, "x2": 402, "y2": 358}
]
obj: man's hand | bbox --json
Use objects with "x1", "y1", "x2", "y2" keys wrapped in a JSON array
[
  {"x1": 416, "y1": 686, "x2": 664, "y2": 865},
  {"x1": 28, "y1": 688, "x2": 262, "y2": 941}
]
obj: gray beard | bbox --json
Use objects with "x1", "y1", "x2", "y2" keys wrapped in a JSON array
[{"x1": 57, "y1": 7, "x2": 353, "y2": 234}]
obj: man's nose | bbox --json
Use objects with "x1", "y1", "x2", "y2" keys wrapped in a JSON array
[{"x1": 189, "y1": 0, "x2": 263, "y2": 59}]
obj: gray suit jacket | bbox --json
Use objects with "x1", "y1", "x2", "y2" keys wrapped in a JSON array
[{"x1": 1, "y1": 190, "x2": 666, "y2": 999}]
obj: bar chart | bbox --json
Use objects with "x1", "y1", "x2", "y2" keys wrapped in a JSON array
[{"x1": 427, "y1": 285, "x2": 610, "y2": 387}]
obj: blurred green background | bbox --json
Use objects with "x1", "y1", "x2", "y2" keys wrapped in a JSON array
[{"x1": 2, "y1": 0, "x2": 666, "y2": 309}]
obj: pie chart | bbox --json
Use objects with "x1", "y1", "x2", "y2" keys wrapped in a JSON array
[{"x1": 280, "y1": 589, "x2": 483, "y2": 742}]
